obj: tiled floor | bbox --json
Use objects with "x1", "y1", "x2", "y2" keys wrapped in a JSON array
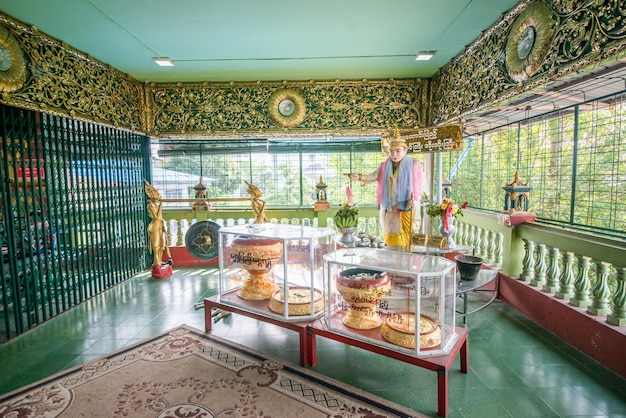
[{"x1": 1, "y1": 267, "x2": 625, "y2": 417}]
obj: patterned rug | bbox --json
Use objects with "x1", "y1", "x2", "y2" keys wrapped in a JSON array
[{"x1": 0, "y1": 325, "x2": 423, "y2": 417}]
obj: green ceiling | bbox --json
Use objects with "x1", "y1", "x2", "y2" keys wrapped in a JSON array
[{"x1": 0, "y1": 0, "x2": 520, "y2": 83}]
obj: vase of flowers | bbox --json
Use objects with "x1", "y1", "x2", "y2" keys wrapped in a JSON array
[
  {"x1": 334, "y1": 186, "x2": 359, "y2": 246},
  {"x1": 424, "y1": 196, "x2": 468, "y2": 249}
]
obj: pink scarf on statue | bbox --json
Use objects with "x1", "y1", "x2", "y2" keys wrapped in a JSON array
[{"x1": 377, "y1": 157, "x2": 422, "y2": 212}]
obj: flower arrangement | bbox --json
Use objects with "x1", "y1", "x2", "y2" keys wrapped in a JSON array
[
  {"x1": 423, "y1": 195, "x2": 468, "y2": 219},
  {"x1": 423, "y1": 195, "x2": 468, "y2": 234},
  {"x1": 334, "y1": 186, "x2": 359, "y2": 228}
]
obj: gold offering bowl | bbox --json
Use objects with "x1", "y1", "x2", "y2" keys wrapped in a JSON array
[
  {"x1": 336, "y1": 268, "x2": 391, "y2": 329},
  {"x1": 380, "y1": 312, "x2": 441, "y2": 349},
  {"x1": 268, "y1": 287, "x2": 325, "y2": 316},
  {"x1": 231, "y1": 237, "x2": 284, "y2": 300}
]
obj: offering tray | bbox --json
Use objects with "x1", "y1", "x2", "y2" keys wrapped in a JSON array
[
  {"x1": 268, "y1": 287, "x2": 325, "y2": 316},
  {"x1": 381, "y1": 312, "x2": 441, "y2": 349}
]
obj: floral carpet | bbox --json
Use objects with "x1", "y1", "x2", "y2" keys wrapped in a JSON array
[{"x1": 0, "y1": 325, "x2": 422, "y2": 417}]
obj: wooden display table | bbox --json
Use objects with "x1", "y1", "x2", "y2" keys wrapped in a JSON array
[
  {"x1": 203, "y1": 293, "x2": 315, "y2": 367},
  {"x1": 308, "y1": 321, "x2": 468, "y2": 417},
  {"x1": 204, "y1": 293, "x2": 468, "y2": 416}
]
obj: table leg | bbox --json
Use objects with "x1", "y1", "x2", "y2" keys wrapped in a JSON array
[
  {"x1": 204, "y1": 299, "x2": 213, "y2": 333},
  {"x1": 306, "y1": 328, "x2": 317, "y2": 366},
  {"x1": 460, "y1": 338, "x2": 468, "y2": 373},
  {"x1": 463, "y1": 293, "x2": 468, "y2": 324},
  {"x1": 437, "y1": 368, "x2": 448, "y2": 416},
  {"x1": 299, "y1": 329, "x2": 310, "y2": 367}
]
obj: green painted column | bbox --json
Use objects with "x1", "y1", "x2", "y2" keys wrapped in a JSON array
[
  {"x1": 588, "y1": 261, "x2": 611, "y2": 316},
  {"x1": 461, "y1": 223, "x2": 469, "y2": 245},
  {"x1": 555, "y1": 251, "x2": 575, "y2": 300},
  {"x1": 487, "y1": 230, "x2": 496, "y2": 265},
  {"x1": 608, "y1": 266, "x2": 626, "y2": 326},
  {"x1": 480, "y1": 228, "x2": 489, "y2": 260},
  {"x1": 469, "y1": 225, "x2": 477, "y2": 251},
  {"x1": 495, "y1": 232, "x2": 504, "y2": 267},
  {"x1": 531, "y1": 244, "x2": 547, "y2": 287},
  {"x1": 519, "y1": 238, "x2": 535, "y2": 282},
  {"x1": 542, "y1": 246, "x2": 560, "y2": 293},
  {"x1": 474, "y1": 226, "x2": 483, "y2": 258},
  {"x1": 570, "y1": 255, "x2": 592, "y2": 308}
]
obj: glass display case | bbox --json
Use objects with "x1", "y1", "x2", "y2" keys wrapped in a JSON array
[
  {"x1": 217, "y1": 223, "x2": 335, "y2": 321},
  {"x1": 323, "y1": 248, "x2": 457, "y2": 357}
]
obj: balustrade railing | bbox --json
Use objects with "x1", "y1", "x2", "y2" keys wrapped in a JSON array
[
  {"x1": 517, "y1": 237, "x2": 626, "y2": 326},
  {"x1": 453, "y1": 220, "x2": 504, "y2": 268},
  {"x1": 430, "y1": 214, "x2": 626, "y2": 328},
  {"x1": 162, "y1": 208, "x2": 626, "y2": 328},
  {"x1": 161, "y1": 209, "x2": 381, "y2": 249}
]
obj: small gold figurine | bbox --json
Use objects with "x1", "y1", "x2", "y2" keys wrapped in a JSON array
[
  {"x1": 244, "y1": 180, "x2": 268, "y2": 224},
  {"x1": 191, "y1": 177, "x2": 212, "y2": 212},
  {"x1": 144, "y1": 180, "x2": 170, "y2": 265}
]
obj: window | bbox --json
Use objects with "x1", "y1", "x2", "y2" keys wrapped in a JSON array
[
  {"x1": 150, "y1": 138, "x2": 389, "y2": 209},
  {"x1": 448, "y1": 92, "x2": 626, "y2": 238}
]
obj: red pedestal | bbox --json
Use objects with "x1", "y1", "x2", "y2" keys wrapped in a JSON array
[{"x1": 151, "y1": 263, "x2": 173, "y2": 279}]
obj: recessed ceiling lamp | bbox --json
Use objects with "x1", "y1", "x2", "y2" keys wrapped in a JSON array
[
  {"x1": 415, "y1": 51, "x2": 435, "y2": 61},
  {"x1": 153, "y1": 57, "x2": 175, "y2": 67}
]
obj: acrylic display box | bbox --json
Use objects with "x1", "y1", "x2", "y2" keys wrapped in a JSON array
[
  {"x1": 323, "y1": 247, "x2": 458, "y2": 357},
  {"x1": 217, "y1": 223, "x2": 336, "y2": 321}
]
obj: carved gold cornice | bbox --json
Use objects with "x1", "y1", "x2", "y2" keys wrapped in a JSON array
[
  {"x1": 145, "y1": 79, "x2": 427, "y2": 137},
  {"x1": 0, "y1": 1, "x2": 625, "y2": 137},
  {"x1": 0, "y1": 12, "x2": 143, "y2": 131},
  {"x1": 430, "y1": 0, "x2": 626, "y2": 125}
]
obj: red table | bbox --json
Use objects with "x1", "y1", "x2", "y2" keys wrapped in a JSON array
[
  {"x1": 204, "y1": 294, "x2": 468, "y2": 416},
  {"x1": 308, "y1": 321, "x2": 467, "y2": 417},
  {"x1": 203, "y1": 293, "x2": 315, "y2": 367}
]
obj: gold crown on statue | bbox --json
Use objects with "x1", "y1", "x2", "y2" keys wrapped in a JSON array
[{"x1": 388, "y1": 125, "x2": 407, "y2": 148}]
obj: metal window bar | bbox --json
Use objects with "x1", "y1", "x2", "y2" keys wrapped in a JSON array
[
  {"x1": 0, "y1": 105, "x2": 149, "y2": 343},
  {"x1": 449, "y1": 90, "x2": 626, "y2": 238}
]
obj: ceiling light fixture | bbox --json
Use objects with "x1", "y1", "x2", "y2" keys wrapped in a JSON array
[
  {"x1": 153, "y1": 57, "x2": 175, "y2": 67},
  {"x1": 415, "y1": 51, "x2": 435, "y2": 61}
]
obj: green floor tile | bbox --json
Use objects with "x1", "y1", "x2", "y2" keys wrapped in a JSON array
[
  {"x1": 1, "y1": 266, "x2": 626, "y2": 418},
  {"x1": 494, "y1": 387, "x2": 559, "y2": 417}
]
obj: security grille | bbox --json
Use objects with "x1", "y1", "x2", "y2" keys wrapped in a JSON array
[{"x1": 0, "y1": 105, "x2": 149, "y2": 342}]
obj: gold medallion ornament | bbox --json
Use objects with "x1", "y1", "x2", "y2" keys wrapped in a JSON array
[
  {"x1": 267, "y1": 88, "x2": 306, "y2": 128},
  {"x1": 505, "y1": 1, "x2": 555, "y2": 83},
  {"x1": 0, "y1": 23, "x2": 27, "y2": 92}
]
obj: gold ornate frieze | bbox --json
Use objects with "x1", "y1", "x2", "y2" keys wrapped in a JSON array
[
  {"x1": 145, "y1": 79, "x2": 426, "y2": 137},
  {"x1": 0, "y1": 13, "x2": 143, "y2": 131},
  {"x1": 2, "y1": 1, "x2": 625, "y2": 137},
  {"x1": 430, "y1": 0, "x2": 626, "y2": 125}
]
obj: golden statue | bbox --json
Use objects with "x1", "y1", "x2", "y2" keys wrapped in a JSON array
[
  {"x1": 244, "y1": 180, "x2": 267, "y2": 224},
  {"x1": 144, "y1": 180, "x2": 170, "y2": 265}
]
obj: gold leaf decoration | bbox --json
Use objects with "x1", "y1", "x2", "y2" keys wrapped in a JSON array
[
  {"x1": 267, "y1": 88, "x2": 306, "y2": 128},
  {"x1": 146, "y1": 79, "x2": 425, "y2": 136},
  {"x1": 0, "y1": 23, "x2": 26, "y2": 92},
  {"x1": 505, "y1": 1, "x2": 556, "y2": 83}
]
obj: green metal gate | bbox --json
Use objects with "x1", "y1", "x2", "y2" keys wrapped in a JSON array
[{"x1": 0, "y1": 105, "x2": 150, "y2": 342}]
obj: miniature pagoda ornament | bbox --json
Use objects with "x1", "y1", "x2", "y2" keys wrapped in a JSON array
[
  {"x1": 314, "y1": 176, "x2": 330, "y2": 211},
  {"x1": 500, "y1": 171, "x2": 536, "y2": 226},
  {"x1": 502, "y1": 171, "x2": 533, "y2": 212},
  {"x1": 191, "y1": 177, "x2": 212, "y2": 212}
]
